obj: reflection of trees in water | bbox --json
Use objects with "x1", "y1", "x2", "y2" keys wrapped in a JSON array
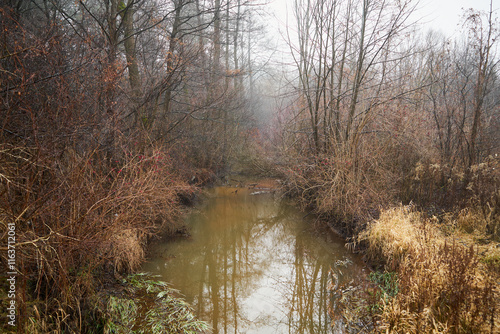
[
  {"x1": 281, "y1": 223, "x2": 334, "y2": 334},
  {"x1": 279, "y1": 209, "x2": 364, "y2": 334},
  {"x1": 193, "y1": 193, "x2": 279, "y2": 333},
  {"x1": 145, "y1": 191, "x2": 363, "y2": 333}
]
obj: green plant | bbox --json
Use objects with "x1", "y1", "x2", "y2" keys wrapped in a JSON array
[
  {"x1": 369, "y1": 271, "x2": 399, "y2": 299},
  {"x1": 97, "y1": 274, "x2": 211, "y2": 334}
]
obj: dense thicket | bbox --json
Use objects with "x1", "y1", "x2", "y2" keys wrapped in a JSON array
[
  {"x1": 1, "y1": 0, "x2": 499, "y2": 332},
  {"x1": 275, "y1": 0, "x2": 499, "y2": 332},
  {"x1": 277, "y1": 0, "x2": 499, "y2": 237},
  {"x1": 0, "y1": 0, "x2": 262, "y2": 331}
]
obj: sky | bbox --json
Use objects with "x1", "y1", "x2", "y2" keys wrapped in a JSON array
[
  {"x1": 415, "y1": 0, "x2": 499, "y2": 37},
  {"x1": 268, "y1": 0, "x2": 500, "y2": 39}
]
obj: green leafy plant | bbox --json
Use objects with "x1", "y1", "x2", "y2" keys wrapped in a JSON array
[
  {"x1": 97, "y1": 273, "x2": 211, "y2": 334},
  {"x1": 369, "y1": 271, "x2": 399, "y2": 298}
]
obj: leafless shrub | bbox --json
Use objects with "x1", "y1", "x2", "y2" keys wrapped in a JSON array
[{"x1": 0, "y1": 9, "x2": 196, "y2": 331}]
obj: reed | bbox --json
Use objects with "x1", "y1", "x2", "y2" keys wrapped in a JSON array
[{"x1": 96, "y1": 273, "x2": 211, "y2": 334}]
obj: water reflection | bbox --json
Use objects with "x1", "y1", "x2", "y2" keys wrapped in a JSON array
[{"x1": 142, "y1": 186, "x2": 365, "y2": 333}]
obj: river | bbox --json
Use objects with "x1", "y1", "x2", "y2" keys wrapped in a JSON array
[{"x1": 141, "y1": 180, "x2": 367, "y2": 333}]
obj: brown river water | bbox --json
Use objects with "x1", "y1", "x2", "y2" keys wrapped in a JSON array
[{"x1": 141, "y1": 181, "x2": 367, "y2": 333}]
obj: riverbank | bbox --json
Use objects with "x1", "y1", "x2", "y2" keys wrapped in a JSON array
[
  {"x1": 278, "y1": 156, "x2": 500, "y2": 333},
  {"x1": 356, "y1": 205, "x2": 499, "y2": 333},
  {"x1": 0, "y1": 144, "x2": 214, "y2": 333}
]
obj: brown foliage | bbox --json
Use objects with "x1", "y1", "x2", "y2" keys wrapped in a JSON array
[
  {"x1": 278, "y1": 134, "x2": 411, "y2": 237},
  {"x1": 359, "y1": 206, "x2": 499, "y2": 333},
  {"x1": 0, "y1": 8, "x2": 196, "y2": 332},
  {"x1": 0, "y1": 142, "x2": 195, "y2": 331},
  {"x1": 404, "y1": 156, "x2": 500, "y2": 238}
]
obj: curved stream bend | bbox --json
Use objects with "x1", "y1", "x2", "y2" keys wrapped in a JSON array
[{"x1": 142, "y1": 183, "x2": 366, "y2": 334}]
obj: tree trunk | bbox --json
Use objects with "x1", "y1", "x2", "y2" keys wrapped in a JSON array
[
  {"x1": 163, "y1": 0, "x2": 183, "y2": 116},
  {"x1": 121, "y1": 0, "x2": 142, "y2": 125}
]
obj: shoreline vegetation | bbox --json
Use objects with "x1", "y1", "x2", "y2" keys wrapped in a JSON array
[
  {"x1": 2, "y1": 145, "x2": 498, "y2": 333},
  {"x1": 0, "y1": 142, "x2": 215, "y2": 333},
  {"x1": 278, "y1": 154, "x2": 500, "y2": 333}
]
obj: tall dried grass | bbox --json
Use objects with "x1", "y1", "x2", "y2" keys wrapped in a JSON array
[
  {"x1": 405, "y1": 156, "x2": 500, "y2": 238},
  {"x1": 278, "y1": 130, "x2": 500, "y2": 332},
  {"x1": 280, "y1": 149, "x2": 396, "y2": 237},
  {"x1": 278, "y1": 130, "x2": 423, "y2": 238},
  {"x1": 357, "y1": 206, "x2": 443, "y2": 269},
  {"x1": 358, "y1": 205, "x2": 499, "y2": 333}
]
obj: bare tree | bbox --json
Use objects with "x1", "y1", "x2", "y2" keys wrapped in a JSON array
[
  {"x1": 463, "y1": 2, "x2": 499, "y2": 173},
  {"x1": 287, "y1": 0, "x2": 418, "y2": 155}
]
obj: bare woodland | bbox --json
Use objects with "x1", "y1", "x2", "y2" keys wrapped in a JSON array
[{"x1": 280, "y1": 0, "x2": 499, "y2": 234}]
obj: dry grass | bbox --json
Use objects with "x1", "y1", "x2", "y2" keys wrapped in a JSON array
[
  {"x1": 405, "y1": 156, "x2": 500, "y2": 239},
  {"x1": 278, "y1": 135, "x2": 500, "y2": 333},
  {"x1": 357, "y1": 206, "x2": 444, "y2": 269},
  {"x1": 280, "y1": 150, "x2": 395, "y2": 237},
  {"x1": 108, "y1": 229, "x2": 146, "y2": 273},
  {"x1": 0, "y1": 9, "x2": 217, "y2": 331},
  {"x1": 0, "y1": 143, "x2": 197, "y2": 332},
  {"x1": 358, "y1": 205, "x2": 499, "y2": 333}
]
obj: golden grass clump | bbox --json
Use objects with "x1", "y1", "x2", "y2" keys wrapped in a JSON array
[
  {"x1": 359, "y1": 205, "x2": 499, "y2": 333},
  {"x1": 108, "y1": 229, "x2": 146, "y2": 273},
  {"x1": 454, "y1": 206, "x2": 500, "y2": 238},
  {"x1": 357, "y1": 205, "x2": 442, "y2": 269}
]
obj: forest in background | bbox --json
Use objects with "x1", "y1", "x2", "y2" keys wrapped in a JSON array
[{"x1": 1, "y1": 0, "x2": 499, "y2": 332}]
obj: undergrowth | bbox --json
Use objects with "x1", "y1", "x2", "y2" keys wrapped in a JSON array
[
  {"x1": 356, "y1": 205, "x2": 499, "y2": 333},
  {"x1": 94, "y1": 273, "x2": 210, "y2": 334},
  {"x1": 0, "y1": 142, "x2": 198, "y2": 332},
  {"x1": 280, "y1": 150, "x2": 499, "y2": 332},
  {"x1": 22, "y1": 273, "x2": 211, "y2": 334},
  {"x1": 279, "y1": 150, "x2": 395, "y2": 237}
]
